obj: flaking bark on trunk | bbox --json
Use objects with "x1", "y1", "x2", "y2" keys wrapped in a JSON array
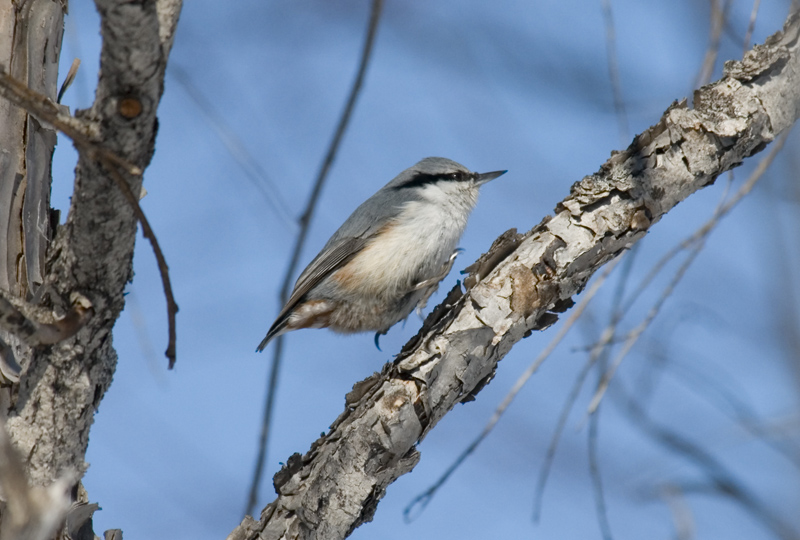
[{"x1": 0, "y1": 0, "x2": 182, "y2": 537}]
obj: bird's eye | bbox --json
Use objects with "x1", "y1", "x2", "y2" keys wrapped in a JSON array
[{"x1": 449, "y1": 172, "x2": 460, "y2": 180}]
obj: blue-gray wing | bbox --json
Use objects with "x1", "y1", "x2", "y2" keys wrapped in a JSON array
[
  {"x1": 282, "y1": 235, "x2": 369, "y2": 312},
  {"x1": 260, "y1": 185, "x2": 412, "y2": 350},
  {"x1": 286, "y1": 183, "x2": 414, "y2": 306}
]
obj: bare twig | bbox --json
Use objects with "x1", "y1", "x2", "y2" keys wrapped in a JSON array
[
  {"x1": 588, "y1": 242, "x2": 702, "y2": 414},
  {"x1": 588, "y1": 409, "x2": 614, "y2": 540},
  {"x1": 614, "y1": 383, "x2": 800, "y2": 540},
  {"x1": 586, "y1": 129, "x2": 791, "y2": 413},
  {"x1": 104, "y1": 165, "x2": 179, "y2": 367},
  {"x1": 404, "y1": 255, "x2": 622, "y2": 521},
  {"x1": 582, "y1": 249, "x2": 638, "y2": 540},
  {"x1": 0, "y1": 67, "x2": 179, "y2": 368},
  {"x1": 533, "y1": 345, "x2": 595, "y2": 521},
  {"x1": 601, "y1": 0, "x2": 629, "y2": 144},
  {"x1": 245, "y1": 0, "x2": 385, "y2": 516},
  {"x1": 531, "y1": 255, "x2": 633, "y2": 522},
  {"x1": 0, "y1": 67, "x2": 140, "y2": 175},
  {"x1": 743, "y1": 0, "x2": 762, "y2": 55},
  {"x1": 695, "y1": 0, "x2": 729, "y2": 89},
  {"x1": 169, "y1": 65, "x2": 296, "y2": 231}
]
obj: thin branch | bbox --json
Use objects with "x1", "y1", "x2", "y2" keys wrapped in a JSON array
[
  {"x1": 743, "y1": 0, "x2": 762, "y2": 55},
  {"x1": 695, "y1": 0, "x2": 728, "y2": 89},
  {"x1": 403, "y1": 256, "x2": 621, "y2": 522},
  {"x1": 613, "y1": 383, "x2": 800, "y2": 540},
  {"x1": 601, "y1": 0, "x2": 629, "y2": 144},
  {"x1": 586, "y1": 129, "x2": 791, "y2": 413},
  {"x1": 588, "y1": 242, "x2": 702, "y2": 414},
  {"x1": 245, "y1": 0, "x2": 385, "y2": 516},
  {"x1": 0, "y1": 67, "x2": 179, "y2": 368},
  {"x1": 0, "y1": 67, "x2": 140, "y2": 175},
  {"x1": 104, "y1": 165, "x2": 179, "y2": 367},
  {"x1": 169, "y1": 65, "x2": 297, "y2": 231},
  {"x1": 582, "y1": 246, "x2": 640, "y2": 540},
  {"x1": 530, "y1": 253, "x2": 633, "y2": 522},
  {"x1": 533, "y1": 343, "x2": 596, "y2": 521},
  {"x1": 588, "y1": 409, "x2": 614, "y2": 540}
]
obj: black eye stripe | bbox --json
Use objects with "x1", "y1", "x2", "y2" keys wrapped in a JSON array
[{"x1": 393, "y1": 171, "x2": 471, "y2": 190}]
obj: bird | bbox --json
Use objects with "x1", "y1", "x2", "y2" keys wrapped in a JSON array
[{"x1": 257, "y1": 157, "x2": 506, "y2": 352}]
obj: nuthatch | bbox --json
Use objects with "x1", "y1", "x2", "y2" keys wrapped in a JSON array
[{"x1": 257, "y1": 157, "x2": 506, "y2": 351}]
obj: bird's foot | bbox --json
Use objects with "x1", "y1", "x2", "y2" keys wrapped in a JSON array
[
  {"x1": 374, "y1": 330, "x2": 387, "y2": 351},
  {"x1": 414, "y1": 248, "x2": 463, "y2": 315}
]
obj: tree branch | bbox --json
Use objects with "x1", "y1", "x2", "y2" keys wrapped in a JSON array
[
  {"x1": 4, "y1": 0, "x2": 183, "y2": 488},
  {"x1": 228, "y1": 9, "x2": 800, "y2": 540}
]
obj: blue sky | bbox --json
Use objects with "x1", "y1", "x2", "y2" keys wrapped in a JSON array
[{"x1": 52, "y1": 1, "x2": 799, "y2": 539}]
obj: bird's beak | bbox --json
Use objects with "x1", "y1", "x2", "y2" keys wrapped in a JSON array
[{"x1": 475, "y1": 169, "x2": 507, "y2": 185}]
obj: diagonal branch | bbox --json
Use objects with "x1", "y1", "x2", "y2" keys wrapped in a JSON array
[
  {"x1": 229, "y1": 9, "x2": 800, "y2": 540},
  {"x1": 0, "y1": 67, "x2": 141, "y2": 175},
  {"x1": 0, "y1": 69, "x2": 179, "y2": 367}
]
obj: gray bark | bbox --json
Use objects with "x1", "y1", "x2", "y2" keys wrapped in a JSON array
[
  {"x1": 0, "y1": 0, "x2": 63, "y2": 299},
  {"x1": 0, "y1": 0, "x2": 182, "y2": 536},
  {"x1": 228, "y1": 10, "x2": 800, "y2": 540},
  {"x1": 4, "y1": 0, "x2": 180, "y2": 487},
  {"x1": 0, "y1": 3, "x2": 797, "y2": 540}
]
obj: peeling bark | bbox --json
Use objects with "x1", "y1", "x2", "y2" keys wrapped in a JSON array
[
  {"x1": 229, "y1": 10, "x2": 800, "y2": 540},
  {"x1": 0, "y1": 2, "x2": 183, "y2": 537},
  {"x1": 0, "y1": 2, "x2": 797, "y2": 539},
  {"x1": 2, "y1": 0, "x2": 182, "y2": 486},
  {"x1": 0, "y1": 0, "x2": 64, "y2": 299}
]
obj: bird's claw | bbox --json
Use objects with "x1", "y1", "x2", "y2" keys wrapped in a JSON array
[
  {"x1": 413, "y1": 248, "x2": 464, "y2": 315},
  {"x1": 374, "y1": 331, "x2": 386, "y2": 351}
]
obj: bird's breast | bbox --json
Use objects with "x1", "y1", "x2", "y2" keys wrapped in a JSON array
[{"x1": 332, "y1": 199, "x2": 470, "y2": 297}]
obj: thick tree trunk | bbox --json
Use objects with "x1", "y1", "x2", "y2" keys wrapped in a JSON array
[{"x1": 0, "y1": 0, "x2": 181, "y2": 538}]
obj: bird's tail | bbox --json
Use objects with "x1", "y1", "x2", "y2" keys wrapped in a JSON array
[{"x1": 255, "y1": 318, "x2": 289, "y2": 352}]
